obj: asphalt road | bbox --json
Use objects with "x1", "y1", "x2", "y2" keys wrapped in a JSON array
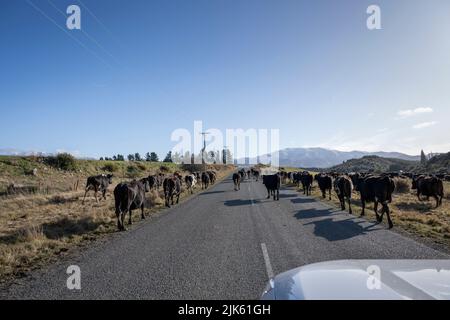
[{"x1": 1, "y1": 175, "x2": 448, "y2": 299}]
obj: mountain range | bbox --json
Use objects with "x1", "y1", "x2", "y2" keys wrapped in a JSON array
[{"x1": 244, "y1": 147, "x2": 420, "y2": 168}]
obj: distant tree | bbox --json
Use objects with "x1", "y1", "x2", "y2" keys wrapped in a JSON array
[
  {"x1": 116, "y1": 154, "x2": 125, "y2": 161},
  {"x1": 150, "y1": 152, "x2": 159, "y2": 162},
  {"x1": 128, "y1": 154, "x2": 135, "y2": 161},
  {"x1": 134, "y1": 153, "x2": 142, "y2": 161},
  {"x1": 99, "y1": 157, "x2": 104, "y2": 161},
  {"x1": 420, "y1": 150, "x2": 427, "y2": 165},
  {"x1": 163, "y1": 151, "x2": 173, "y2": 163},
  {"x1": 112, "y1": 155, "x2": 117, "y2": 161},
  {"x1": 145, "y1": 152, "x2": 151, "y2": 162},
  {"x1": 191, "y1": 153, "x2": 195, "y2": 164}
]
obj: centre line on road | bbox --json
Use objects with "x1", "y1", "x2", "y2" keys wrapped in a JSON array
[{"x1": 261, "y1": 243, "x2": 274, "y2": 279}]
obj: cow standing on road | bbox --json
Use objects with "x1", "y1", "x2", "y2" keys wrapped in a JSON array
[
  {"x1": 262, "y1": 174, "x2": 281, "y2": 200},
  {"x1": 113, "y1": 178, "x2": 150, "y2": 231},
  {"x1": 334, "y1": 176, "x2": 353, "y2": 214},
  {"x1": 232, "y1": 173, "x2": 241, "y2": 191},
  {"x1": 315, "y1": 173, "x2": 332, "y2": 200},
  {"x1": 82, "y1": 174, "x2": 113, "y2": 204},
  {"x1": 301, "y1": 172, "x2": 313, "y2": 196},
  {"x1": 352, "y1": 174, "x2": 395, "y2": 229}
]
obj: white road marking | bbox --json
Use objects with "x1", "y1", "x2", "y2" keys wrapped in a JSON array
[{"x1": 261, "y1": 243, "x2": 274, "y2": 279}]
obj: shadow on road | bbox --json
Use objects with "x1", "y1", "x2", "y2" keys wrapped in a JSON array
[
  {"x1": 301, "y1": 214, "x2": 379, "y2": 241},
  {"x1": 290, "y1": 197, "x2": 316, "y2": 204},
  {"x1": 294, "y1": 208, "x2": 340, "y2": 220},
  {"x1": 278, "y1": 194, "x2": 297, "y2": 199},
  {"x1": 223, "y1": 199, "x2": 261, "y2": 206},
  {"x1": 199, "y1": 190, "x2": 226, "y2": 196}
]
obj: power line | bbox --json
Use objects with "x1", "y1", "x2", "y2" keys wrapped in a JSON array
[
  {"x1": 26, "y1": 0, "x2": 113, "y2": 69},
  {"x1": 47, "y1": 0, "x2": 121, "y2": 66}
]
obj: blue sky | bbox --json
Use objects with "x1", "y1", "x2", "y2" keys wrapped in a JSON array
[{"x1": 1, "y1": 0, "x2": 449, "y2": 158}]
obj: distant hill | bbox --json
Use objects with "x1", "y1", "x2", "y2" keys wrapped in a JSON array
[
  {"x1": 421, "y1": 152, "x2": 450, "y2": 174},
  {"x1": 327, "y1": 155, "x2": 418, "y2": 173},
  {"x1": 247, "y1": 147, "x2": 420, "y2": 168}
]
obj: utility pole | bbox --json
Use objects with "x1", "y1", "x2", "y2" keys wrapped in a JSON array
[{"x1": 200, "y1": 132, "x2": 210, "y2": 171}]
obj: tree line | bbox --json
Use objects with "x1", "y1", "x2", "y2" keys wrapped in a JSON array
[{"x1": 99, "y1": 149, "x2": 233, "y2": 164}]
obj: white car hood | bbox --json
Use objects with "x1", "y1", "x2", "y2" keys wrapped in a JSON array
[{"x1": 262, "y1": 260, "x2": 450, "y2": 300}]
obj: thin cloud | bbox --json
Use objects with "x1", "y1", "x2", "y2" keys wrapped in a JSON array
[
  {"x1": 397, "y1": 107, "x2": 433, "y2": 118},
  {"x1": 412, "y1": 121, "x2": 437, "y2": 129}
]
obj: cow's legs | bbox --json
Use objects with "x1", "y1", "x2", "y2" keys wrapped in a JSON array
[
  {"x1": 276, "y1": 189, "x2": 279, "y2": 201},
  {"x1": 329, "y1": 189, "x2": 332, "y2": 200},
  {"x1": 417, "y1": 191, "x2": 422, "y2": 202},
  {"x1": 141, "y1": 204, "x2": 145, "y2": 219},
  {"x1": 384, "y1": 203, "x2": 393, "y2": 229},
  {"x1": 82, "y1": 187, "x2": 91, "y2": 204},
  {"x1": 375, "y1": 201, "x2": 382, "y2": 222},
  {"x1": 360, "y1": 198, "x2": 365, "y2": 216},
  {"x1": 434, "y1": 195, "x2": 440, "y2": 208},
  {"x1": 102, "y1": 189, "x2": 107, "y2": 200},
  {"x1": 347, "y1": 197, "x2": 352, "y2": 214},
  {"x1": 128, "y1": 209, "x2": 133, "y2": 225},
  {"x1": 266, "y1": 188, "x2": 270, "y2": 199}
]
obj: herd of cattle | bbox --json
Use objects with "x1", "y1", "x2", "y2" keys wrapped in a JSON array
[
  {"x1": 81, "y1": 167, "x2": 445, "y2": 231},
  {"x1": 82, "y1": 170, "x2": 218, "y2": 231},
  {"x1": 233, "y1": 168, "x2": 445, "y2": 229}
]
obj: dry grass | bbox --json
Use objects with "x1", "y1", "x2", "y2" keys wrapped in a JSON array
[
  {"x1": 0, "y1": 157, "x2": 234, "y2": 281},
  {"x1": 294, "y1": 179, "x2": 450, "y2": 247}
]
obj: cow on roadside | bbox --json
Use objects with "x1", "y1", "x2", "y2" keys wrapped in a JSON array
[
  {"x1": 82, "y1": 174, "x2": 113, "y2": 204},
  {"x1": 207, "y1": 170, "x2": 217, "y2": 184},
  {"x1": 184, "y1": 174, "x2": 197, "y2": 194},
  {"x1": 315, "y1": 173, "x2": 332, "y2": 200},
  {"x1": 147, "y1": 175, "x2": 158, "y2": 191},
  {"x1": 113, "y1": 178, "x2": 150, "y2": 231},
  {"x1": 333, "y1": 175, "x2": 353, "y2": 215},
  {"x1": 262, "y1": 174, "x2": 281, "y2": 200},
  {"x1": 352, "y1": 174, "x2": 396, "y2": 229},
  {"x1": 412, "y1": 175, "x2": 444, "y2": 208},
  {"x1": 163, "y1": 176, "x2": 181, "y2": 208},
  {"x1": 201, "y1": 172, "x2": 210, "y2": 189},
  {"x1": 232, "y1": 173, "x2": 241, "y2": 191}
]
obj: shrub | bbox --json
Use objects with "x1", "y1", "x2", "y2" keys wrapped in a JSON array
[
  {"x1": 394, "y1": 177, "x2": 410, "y2": 194},
  {"x1": 44, "y1": 153, "x2": 77, "y2": 171},
  {"x1": 159, "y1": 165, "x2": 170, "y2": 172},
  {"x1": 137, "y1": 163, "x2": 147, "y2": 171},
  {"x1": 102, "y1": 162, "x2": 118, "y2": 172},
  {"x1": 126, "y1": 165, "x2": 140, "y2": 178}
]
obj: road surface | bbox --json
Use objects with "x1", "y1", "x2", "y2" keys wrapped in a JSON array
[{"x1": 1, "y1": 175, "x2": 448, "y2": 299}]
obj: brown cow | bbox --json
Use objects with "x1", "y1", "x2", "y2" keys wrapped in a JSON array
[{"x1": 412, "y1": 175, "x2": 444, "y2": 208}]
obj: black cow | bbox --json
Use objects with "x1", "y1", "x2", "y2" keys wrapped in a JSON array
[
  {"x1": 201, "y1": 172, "x2": 210, "y2": 189},
  {"x1": 251, "y1": 168, "x2": 260, "y2": 181},
  {"x1": 147, "y1": 175, "x2": 158, "y2": 191},
  {"x1": 262, "y1": 174, "x2": 280, "y2": 200},
  {"x1": 207, "y1": 170, "x2": 217, "y2": 184},
  {"x1": 315, "y1": 173, "x2": 332, "y2": 200},
  {"x1": 113, "y1": 178, "x2": 150, "y2": 231},
  {"x1": 412, "y1": 175, "x2": 444, "y2": 207},
  {"x1": 232, "y1": 173, "x2": 241, "y2": 191},
  {"x1": 352, "y1": 174, "x2": 395, "y2": 229},
  {"x1": 334, "y1": 176, "x2": 353, "y2": 214},
  {"x1": 293, "y1": 172, "x2": 301, "y2": 187},
  {"x1": 300, "y1": 172, "x2": 313, "y2": 196},
  {"x1": 163, "y1": 176, "x2": 181, "y2": 208},
  {"x1": 82, "y1": 174, "x2": 113, "y2": 204}
]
